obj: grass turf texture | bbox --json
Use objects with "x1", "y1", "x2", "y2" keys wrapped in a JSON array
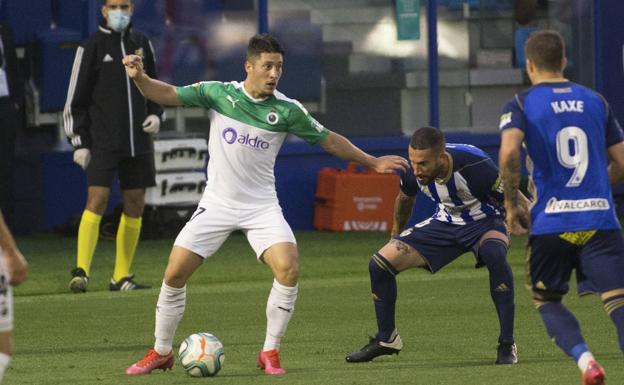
[{"x1": 7, "y1": 232, "x2": 624, "y2": 384}]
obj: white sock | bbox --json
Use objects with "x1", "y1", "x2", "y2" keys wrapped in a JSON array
[
  {"x1": 154, "y1": 281, "x2": 186, "y2": 355},
  {"x1": 263, "y1": 279, "x2": 298, "y2": 352},
  {"x1": 0, "y1": 353, "x2": 10, "y2": 382},
  {"x1": 577, "y1": 351, "x2": 595, "y2": 372}
]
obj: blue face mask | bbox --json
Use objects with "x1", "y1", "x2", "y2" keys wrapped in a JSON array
[{"x1": 107, "y1": 9, "x2": 131, "y2": 32}]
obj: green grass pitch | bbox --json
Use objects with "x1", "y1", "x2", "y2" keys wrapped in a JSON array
[{"x1": 7, "y1": 232, "x2": 623, "y2": 384}]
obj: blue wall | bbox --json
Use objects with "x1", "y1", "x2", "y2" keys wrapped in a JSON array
[
  {"x1": 34, "y1": 133, "x2": 502, "y2": 233},
  {"x1": 597, "y1": 0, "x2": 624, "y2": 123}
]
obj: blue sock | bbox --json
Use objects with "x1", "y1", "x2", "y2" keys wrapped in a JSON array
[
  {"x1": 603, "y1": 293, "x2": 624, "y2": 352},
  {"x1": 538, "y1": 301, "x2": 587, "y2": 361},
  {"x1": 369, "y1": 253, "x2": 398, "y2": 342},
  {"x1": 570, "y1": 343, "x2": 590, "y2": 363},
  {"x1": 479, "y1": 239, "x2": 515, "y2": 343}
]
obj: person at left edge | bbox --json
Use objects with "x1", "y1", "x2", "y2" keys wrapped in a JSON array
[
  {"x1": 0, "y1": 209, "x2": 28, "y2": 384},
  {"x1": 63, "y1": 0, "x2": 163, "y2": 293},
  {"x1": 0, "y1": 23, "x2": 24, "y2": 228}
]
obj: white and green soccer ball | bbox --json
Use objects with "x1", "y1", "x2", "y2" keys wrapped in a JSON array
[{"x1": 178, "y1": 332, "x2": 225, "y2": 377}]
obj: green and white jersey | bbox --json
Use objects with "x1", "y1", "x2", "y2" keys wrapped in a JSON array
[{"x1": 176, "y1": 81, "x2": 329, "y2": 206}]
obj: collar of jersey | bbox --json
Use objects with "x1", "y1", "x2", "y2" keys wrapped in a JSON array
[
  {"x1": 435, "y1": 152, "x2": 454, "y2": 185},
  {"x1": 238, "y1": 81, "x2": 269, "y2": 103},
  {"x1": 536, "y1": 77, "x2": 569, "y2": 84}
]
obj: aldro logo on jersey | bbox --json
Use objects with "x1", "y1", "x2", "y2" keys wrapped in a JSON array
[
  {"x1": 222, "y1": 127, "x2": 270, "y2": 150},
  {"x1": 266, "y1": 110, "x2": 279, "y2": 125}
]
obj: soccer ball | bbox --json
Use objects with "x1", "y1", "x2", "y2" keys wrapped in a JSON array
[{"x1": 178, "y1": 332, "x2": 225, "y2": 377}]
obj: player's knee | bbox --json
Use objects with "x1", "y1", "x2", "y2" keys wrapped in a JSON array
[
  {"x1": 163, "y1": 264, "x2": 192, "y2": 288},
  {"x1": 163, "y1": 273, "x2": 187, "y2": 289},
  {"x1": 280, "y1": 263, "x2": 299, "y2": 286},
  {"x1": 272, "y1": 259, "x2": 299, "y2": 286},
  {"x1": 369, "y1": 253, "x2": 398, "y2": 281},
  {"x1": 478, "y1": 238, "x2": 508, "y2": 267},
  {"x1": 123, "y1": 196, "x2": 146, "y2": 217},
  {"x1": 85, "y1": 196, "x2": 108, "y2": 215},
  {"x1": 0, "y1": 332, "x2": 12, "y2": 356}
]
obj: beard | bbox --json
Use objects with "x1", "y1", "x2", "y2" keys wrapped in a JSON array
[{"x1": 418, "y1": 163, "x2": 445, "y2": 185}]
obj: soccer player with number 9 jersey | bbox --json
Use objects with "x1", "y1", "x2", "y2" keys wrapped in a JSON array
[{"x1": 499, "y1": 30, "x2": 624, "y2": 385}]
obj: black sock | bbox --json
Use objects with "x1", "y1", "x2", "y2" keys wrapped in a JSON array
[
  {"x1": 603, "y1": 293, "x2": 624, "y2": 352},
  {"x1": 479, "y1": 239, "x2": 515, "y2": 343},
  {"x1": 369, "y1": 253, "x2": 398, "y2": 342}
]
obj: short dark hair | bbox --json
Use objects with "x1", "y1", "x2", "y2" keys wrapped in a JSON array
[
  {"x1": 247, "y1": 34, "x2": 284, "y2": 60},
  {"x1": 524, "y1": 30, "x2": 565, "y2": 72},
  {"x1": 103, "y1": 0, "x2": 133, "y2": 5},
  {"x1": 410, "y1": 126, "x2": 445, "y2": 152}
]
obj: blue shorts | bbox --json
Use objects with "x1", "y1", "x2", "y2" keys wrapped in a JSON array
[
  {"x1": 528, "y1": 230, "x2": 624, "y2": 297},
  {"x1": 395, "y1": 216, "x2": 507, "y2": 273}
]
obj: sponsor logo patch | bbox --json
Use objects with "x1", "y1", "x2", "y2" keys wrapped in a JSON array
[
  {"x1": 226, "y1": 95, "x2": 239, "y2": 109},
  {"x1": 266, "y1": 110, "x2": 279, "y2": 125},
  {"x1": 222, "y1": 127, "x2": 270, "y2": 150},
  {"x1": 499, "y1": 112, "x2": 512, "y2": 129},
  {"x1": 545, "y1": 197, "x2": 609, "y2": 213}
]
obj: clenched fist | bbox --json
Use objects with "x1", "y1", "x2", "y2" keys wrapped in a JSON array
[
  {"x1": 73, "y1": 148, "x2": 91, "y2": 170},
  {"x1": 123, "y1": 54, "x2": 145, "y2": 79},
  {"x1": 142, "y1": 114, "x2": 160, "y2": 134}
]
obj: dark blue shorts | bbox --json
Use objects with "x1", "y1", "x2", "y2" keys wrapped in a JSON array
[
  {"x1": 528, "y1": 230, "x2": 624, "y2": 297},
  {"x1": 395, "y1": 216, "x2": 508, "y2": 273}
]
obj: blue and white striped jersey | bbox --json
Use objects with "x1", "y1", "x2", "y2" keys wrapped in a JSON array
[{"x1": 400, "y1": 143, "x2": 505, "y2": 225}]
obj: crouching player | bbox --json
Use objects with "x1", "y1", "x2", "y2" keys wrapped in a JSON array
[{"x1": 347, "y1": 126, "x2": 528, "y2": 365}]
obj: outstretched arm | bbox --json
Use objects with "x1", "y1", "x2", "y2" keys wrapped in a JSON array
[
  {"x1": 122, "y1": 54, "x2": 182, "y2": 107},
  {"x1": 499, "y1": 128, "x2": 528, "y2": 235},
  {"x1": 0, "y1": 211, "x2": 27, "y2": 286},
  {"x1": 319, "y1": 131, "x2": 408, "y2": 173}
]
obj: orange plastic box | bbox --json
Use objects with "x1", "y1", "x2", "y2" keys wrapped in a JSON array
[{"x1": 313, "y1": 163, "x2": 400, "y2": 232}]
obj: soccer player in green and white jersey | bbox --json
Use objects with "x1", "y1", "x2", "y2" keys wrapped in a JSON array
[
  {"x1": 123, "y1": 34, "x2": 408, "y2": 376},
  {"x1": 0, "y1": 209, "x2": 28, "y2": 383}
]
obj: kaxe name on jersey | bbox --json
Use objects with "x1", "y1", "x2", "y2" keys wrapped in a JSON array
[{"x1": 551, "y1": 100, "x2": 584, "y2": 114}]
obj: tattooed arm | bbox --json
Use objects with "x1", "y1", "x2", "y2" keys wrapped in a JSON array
[
  {"x1": 499, "y1": 128, "x2": 528, "y2": 235},
  {"x1": 390, "y1": 190, "x2": 416, "y2": 238}
]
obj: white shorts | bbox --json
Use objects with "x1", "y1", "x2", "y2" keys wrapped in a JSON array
[
  {"x1": 174, "y1": 197, "x2": 296, "y2": 259},
  {"x1": 0, "y1": 253, "x2": 13, "y2": 332}
]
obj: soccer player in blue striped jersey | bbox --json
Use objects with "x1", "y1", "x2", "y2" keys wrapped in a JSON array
[
  {"x1": 346, "y1": 126, "x2": 528, "y2": 364},
  {"x1": 499, "y1": 30, "x2": 624, "y2": 385}
]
